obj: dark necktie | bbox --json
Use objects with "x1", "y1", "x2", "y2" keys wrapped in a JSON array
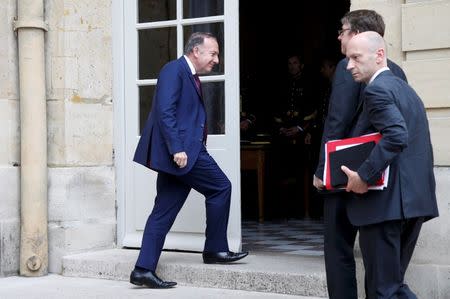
[
  {"x1": 193, "y1": 74, "x2": 202, "y2": 95},
  {"x1": 194, "y1": 74, "x2": 207, "y2": 143}
]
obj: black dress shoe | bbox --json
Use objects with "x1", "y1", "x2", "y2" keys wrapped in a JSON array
[
  {"x1": 202, "y1": 251, "x2": 249, "y2": 264},
  {"x1": 129, "y1": 268, "x2": 177, "y2": 288}
]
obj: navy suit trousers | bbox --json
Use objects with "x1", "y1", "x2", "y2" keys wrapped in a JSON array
[
  {"x1": 359, "y1": 217, "x2": 423, "y2": 299},
  {"x1": 136, "y1": 147, "x2": 231, "y2": 271},
  {"x1": 323, "y1": 192, "x2": 358, "y2": 299}
]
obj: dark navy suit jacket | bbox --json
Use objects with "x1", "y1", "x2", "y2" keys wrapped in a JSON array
[
  {"x1": 348, "y1": 70, "x2": 439, "y2": 226},
  {"x1": 315, "y1": 58, "x2": 407, "y2": 180},
  {"x1": 133, "y1": 57, "x2": 206, "y2": 175}
]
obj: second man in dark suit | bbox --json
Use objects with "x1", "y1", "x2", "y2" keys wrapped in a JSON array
[
  {"x1": 342, "y1": 31, "x2": 439, "y2": 299},
  {"x1": 313, "y1": 10, "x2": 407, "y2": 299}
]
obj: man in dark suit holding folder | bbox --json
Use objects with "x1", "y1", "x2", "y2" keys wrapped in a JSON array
[
  {"x1": 313, "y1": 10, "x2": 407, "y2": 299},
  {"x1": 342, "y1": 31, "x2": 439, "y2": 298}
]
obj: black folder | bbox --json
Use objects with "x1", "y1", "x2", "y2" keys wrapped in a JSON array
[{"x1": 328, "y1": 141, "x2": 376, "y2": 188}]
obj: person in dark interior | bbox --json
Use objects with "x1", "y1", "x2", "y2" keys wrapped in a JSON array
[{"x1": 271, "y1": 53, "x2": 317, "y2": 219}]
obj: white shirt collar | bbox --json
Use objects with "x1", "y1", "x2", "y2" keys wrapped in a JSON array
[
  {"x1": 369, "y1": 66, "x2": 390, "y2": 84},
  {"x1": 184, "y1": 55, "x2": 196, "y2": 75}
]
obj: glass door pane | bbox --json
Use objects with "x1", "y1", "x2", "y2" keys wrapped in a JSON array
[
  {"x1": 138, "y1": 0, "x2": 177, "y2": 22},
  {"x1": 183, "y1": 0, "x2": 224, "y2": 18},
  {"x1": 138, "y1": 27, "x2": 177, "y2": 80},
  {"x1": 203, "y1": 81, "x2": 225, "y2": 134},
  {"x1": 139, "y1": 85, "x2": 156, "y2": 134}
]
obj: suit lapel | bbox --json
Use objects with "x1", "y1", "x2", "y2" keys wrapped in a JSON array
[
  {"x1": 178, "y1": 57, "x2": 208, "y2": 141},
  {"x1": 179, "y1": 57, "x2": 203, "y2": 99}
]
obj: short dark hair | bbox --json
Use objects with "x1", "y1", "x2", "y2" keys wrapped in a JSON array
[
  {"x1": 287, "y1": 53, "x2": 303, "y2": 63},
  {"x1": 184, "y1": 32, "x2": 217, "y2": 55},
  {"x1": 341, "y1": 9, "x2": 385, "y2": 37},
  {"x1": 321, "y1": 56, "x2": 337, "y2": 68}
]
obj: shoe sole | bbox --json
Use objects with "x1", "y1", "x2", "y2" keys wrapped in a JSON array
[
  {"x1": 130, "y1": 280, "x2": 144, "y2": 286},
  {"x1": 203, "y1": 255, "x2": 248, "y2": 264},
  {"x1": 130, "y1": 279, "x2": 176, "y2": 289}
]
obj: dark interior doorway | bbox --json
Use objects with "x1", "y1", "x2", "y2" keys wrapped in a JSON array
[{"x1": 239, "y1": 1, "x2": 351, "y2": 221}]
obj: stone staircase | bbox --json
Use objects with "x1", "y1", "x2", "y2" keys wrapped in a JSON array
[{"x1": 62, "y1": 249, "x2": 328, "y2": 298}]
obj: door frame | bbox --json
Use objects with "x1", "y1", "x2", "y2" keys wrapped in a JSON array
[
  {"x1": 112, "y1": 0, "x2": 126, "y2": 247},
  {"x1": 113, "y1": 0, "x2": 241, "y2": 250}
]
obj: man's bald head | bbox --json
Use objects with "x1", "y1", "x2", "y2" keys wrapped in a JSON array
[
  {"x1": 350, "y1": 31, "x2": 386, "y2": 55},
  {"x1": 346, "y1": 31, "x2": 388, "y2": 83}
]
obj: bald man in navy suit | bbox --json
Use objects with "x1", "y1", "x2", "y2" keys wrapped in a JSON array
[
  {"x1": 313, "y1": 10, "x2": 408, "y2": 299},
  {"x1": 130, "y1": 32, "x2": 248, "y2": 289},
  {"x1": 342, "y1": 31, "x2": 439, "y2": 299}
]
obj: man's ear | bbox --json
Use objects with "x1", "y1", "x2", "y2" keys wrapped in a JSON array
[
  {"x1": 193, "y1": 46, "x2": 201, "y2": 58},
  {"x1": 375, "y1": 48, "x2": 385, "y2": 63}
]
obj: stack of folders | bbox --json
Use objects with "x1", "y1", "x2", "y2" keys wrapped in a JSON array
[{"x1": 323, "y1": 132, "x2": 389, "y2": 191}]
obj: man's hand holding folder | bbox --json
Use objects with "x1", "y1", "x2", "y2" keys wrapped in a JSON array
[
  {"x1": 341, "y1": 165, "x2": 369, "y2": 194},
  {"x1": 323, "y1": 132, "x2": 389, "y2": 192}
]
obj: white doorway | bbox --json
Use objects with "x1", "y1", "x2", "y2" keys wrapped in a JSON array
[{"x1": 115, "y1": 0, "x2": 241, "y2": 252}]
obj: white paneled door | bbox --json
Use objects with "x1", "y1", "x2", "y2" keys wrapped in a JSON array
[{"x1": 118, "y1": 0, "x2": 241, "y2": 252}]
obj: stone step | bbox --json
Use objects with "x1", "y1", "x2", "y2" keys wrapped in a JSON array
[{"x1": 62, "y1": 249, "x2": 327, "y2": 298}]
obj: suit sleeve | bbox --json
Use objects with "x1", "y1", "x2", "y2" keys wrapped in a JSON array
[
  {"x1": 314, "y1": 59, "x2": 362, "y2": 179},
  {"x1": 154, "y1": 66, "x2": 184, "y2": 155},
  {"x1": 357, "y1": 84, "x2": 408, "y2": 184}
]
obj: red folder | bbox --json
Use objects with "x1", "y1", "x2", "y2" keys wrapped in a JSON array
[{"x1": 323, "y1": 132, "x2": 389, "y2": 190}]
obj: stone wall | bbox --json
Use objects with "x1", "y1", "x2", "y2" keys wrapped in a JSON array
[
  {"x1": 0, "y1": 0, "x2": 123, "y2": 277},
  {"x1": 0, "y1": 0, "x2": 20, "y2": 277},
  {"x1": 0, "y1": 0, "x2": 117, "y2": 276},
  {"x1": 45, "y1": 0, "x2": 115, "y2": 273}
]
